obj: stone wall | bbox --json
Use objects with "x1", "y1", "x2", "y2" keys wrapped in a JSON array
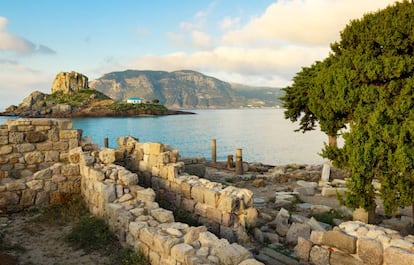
[
  {"x1": 115, "y1": 136, "x2": 258, "y2": 243},
  {"x1": 0, "y1": 119, "x2": 264, "y2": 264},
  {"x1": 0, "y1": 119, "x2": 81, "y2": 179},
  {"x1": 0, "y1": 119, "x2": 82, "y2": 212},
  {"x1": 76, "y1": 146, "x2": 263, "y2": 265},
  {"x1": 296, "y1": 221, "x2": 414, "y2": 265}
]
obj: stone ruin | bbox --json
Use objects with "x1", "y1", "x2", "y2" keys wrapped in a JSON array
[
  {"x1": 0, "y1": 118, "x2": 262, "y2": 265},
  {"x1": 51, "y1": 71, "x2": 89, "y2": 94},
  {"x1": 1, "y1": 118, "x2": 414, "y2": 265}
]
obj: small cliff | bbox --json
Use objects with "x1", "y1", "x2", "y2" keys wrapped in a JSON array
[{"x1": 51, "y1": 71, "x2": 88, "y2": 94}]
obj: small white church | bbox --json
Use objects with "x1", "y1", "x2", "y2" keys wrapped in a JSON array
[{"x1": 126, "y1": 97, "x2": 142, "y2": 104}]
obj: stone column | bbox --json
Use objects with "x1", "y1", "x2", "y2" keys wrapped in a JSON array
[
  {"x1": 211, "y1": 139, "x2": 216, "y2": 164},
  {"x1": 104, "y1": 137, "x2": 109, "y2": 148},
  {"x1": 235, "y1": 148, "x2": 243, "y2": 175},
  {"x1": 227, "y1": 155, "x2": 234, "y2": 169}
]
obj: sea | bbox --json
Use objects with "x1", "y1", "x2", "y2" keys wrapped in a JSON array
[{"x1": 0, "y1": 109, "x2": 330, "y2": 166}]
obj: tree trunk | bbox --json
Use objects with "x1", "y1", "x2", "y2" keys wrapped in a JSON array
[{"x1": 328, "y1": 135, "x2": 337, "y2": 147}]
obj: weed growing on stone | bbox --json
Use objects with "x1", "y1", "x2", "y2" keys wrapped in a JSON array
[
  {"x1": 65, "y1": 216, "x2": 149, "y2": 265},
  {"x1": 31, "y1": 196, "x2": 87, "y2": 225},
  {"x1": 311, "y1": 209, "x2": 351, "y2": 226}
]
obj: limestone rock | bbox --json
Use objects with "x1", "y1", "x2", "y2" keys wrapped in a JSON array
[
  {"x1": 51, "y1": 71, "x2": 89, "y2": 94},
  {"x1": 310, "y1": 245, "x2": 330, "y2": 265}
]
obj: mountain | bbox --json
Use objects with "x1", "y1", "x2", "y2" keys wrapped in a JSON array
[
  {"x1": 89, "y1": 70, "x2": 283, "y2": 109},
  {"x1": 230, "y1": 83, "x2": 284, "y2": 107},
  {"x1": 1, "y1": 71, "x2": 191, "y2": 118}
]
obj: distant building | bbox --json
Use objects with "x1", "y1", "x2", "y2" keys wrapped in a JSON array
[{"x1": 127, "y1": 97, "x2": 142, "y2": 104}]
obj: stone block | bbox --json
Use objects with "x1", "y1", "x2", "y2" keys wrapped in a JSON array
[
  {"x1": 215, "y1": 243, "x2": 251, "y2": 265},
  {"x1": 181, "y1": 198, "x2": 196, "y2": 212},
  {"x1": 357, "y1": 237, "x2": 383, "y2": 265},
  {"x1": 206, "y1": 206, "x2": 222, "y2": 224},
  {"x1": 384, "y1": 246, "x2": 414, "y2": 265},
  {"x1": 294, "y1": 187, "x2": 315, "y2": 196},
  {"x1": 45, "y1": 151, "x2": 60, "y2": 162},
  {"x1": 9, "y1": 132, "x2": 24, "y2": 144},
  {"x1": 99, "y1": 148, "x2": 116, "y2": 164},
  {"x1": 136, "y1": 188, "x2": 155, "y2": 204},
  {"x1": 321, "y1": 186, "x2": 347, "y2": 196},
  {"x1": 286, "y1": 222, "x2": 311, "y2": 245},
  {"x1": 310, "y1": 230, "x2": 325, "y2": 244},
  {"x1": 59, "y1": 129, "x2": 79, "y2": 139},
  {"x1": 353, "y1": 208, "x2": 375, "y2": 224},
  {"x1": 330, "y1": 251, "x2": 364, "y2": 265},
  {"x1": 183, "y1": 226, "x2": 208, "y2": 244},
  {"x1": 321, "y1": 162, "x2": 330, "y2": 182},
  {"x1": 322, "y1": 230, "x2": 356, "y2": 254},
  {"x1": 310, "y1": 246, "x2": 330, "y2": 265},
  {"x1": 199, "y1": 231, "x2": 219, "y2": 247},
  {"x1": 5, "y1": 181, "x2": 26, "y2": 191},
  {"x1": 191, "y1": 185, "x2": 205, "y2": 204},
  {"x1": 52, "y1": 142, "x2": 69, "y2": 151},
  {"x1": 217, "y1": 194, "x2": 236, "y2": 213},
  {"x1": 25, "y1": 131, "x2": 47, "y2": 143},
  {"x1": 57, "y1": 120, "x2": 73, "y2": 130},
  {"x1": 0, "y1": 146, "x2": 13, "y2": 155},
  {"x1": 150, "y1": 208, "x2": 174, "y2": 223},
  {"x1": 118, "y1": 171, "x2": 138, "y2": 186},
  {"x1": 171, "y1": 243, "x2": 195, "y2": 263},
  {"x1": 195, "y1": 203, "x2": 208, "y2": 217},
  {"x1": 61, "y1": 164, "x2": 80, "y2": 176},
  {"x1": 149, "y1": 142, "x2": 164, "y2": 155},
  {"x1": 26, "y1": 179, "x2": 43, "y2": 190},
  {"x1": 20, "y1": 189, "x2": 36, "y2": 206},
  {"x1": 296, "y1": 237, "x2": 313, "y2": 262},
  {"x1": 153, "y1": 233, "x2": 180, "y2": 256},
  {"x1": 0, "y1": 191, "x2": 19, "y2": 207},
  {"x1": 35, "y1": 191, "x2": 49, "y2": 205},
  {"x1": 24, "y1": 151, "x2": 44, "y2": 164}
]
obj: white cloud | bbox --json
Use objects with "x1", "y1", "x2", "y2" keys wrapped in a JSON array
[
  {"x1": 0, "y1": 61, "x2": 52, "y2": 110},
  {"x1": 222, "y1": 0, "x2": 398, "y2": 46},
  {"x1": 126, "y1": 44, "x2": 329, "y2": 86},
  {"x1": 191, "y1": 31, "x2": 212, "y2": 49},
  {"x1": 147, "y1": 0, "x2": 398, "y2": 88},
  {"x1": 0, "y1": 16, "x2": 56, "y2": 55},
  {"x1": 219, "y1": 17, "x2": 240, "y2": 31}
]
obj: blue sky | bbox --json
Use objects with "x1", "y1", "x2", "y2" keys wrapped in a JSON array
[{"x1": 0, "y1": 0, "x2": 398, "y2": 110}]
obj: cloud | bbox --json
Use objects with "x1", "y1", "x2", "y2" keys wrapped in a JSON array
[
  {"x1": 191, "y1": 31, "x2": 212, "y2": 49},
  {"x1": 0, "y1": 61, "x2": 52, "y2": 110},
  {"x1": 222, "y1": 0, "x2": 397, "y2": 46},
  {"x1": 219, "y1": 17, "x2": 240, "y2": 31},
  {"x1": 127, "y1": 44, "x2": 328, "y2": 86},
  {"x1": 0, "y1": 16, "x2": 56, "y2": 55}
]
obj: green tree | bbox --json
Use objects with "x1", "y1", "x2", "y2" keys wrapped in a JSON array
[{"x1": 283, "y1": 1, "x2": 414, "y2": 215}]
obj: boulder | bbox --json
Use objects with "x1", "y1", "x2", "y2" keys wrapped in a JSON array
[{"x1": 51, "y1": 71, "x2": 89, "y2": 94}]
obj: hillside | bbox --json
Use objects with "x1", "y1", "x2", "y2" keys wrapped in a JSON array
[
  {"x1": 89, "y1": 70, "x2": 283, "y2": 109},
  {"x1": 230, "y1": 83, "x2": 284, "y2": 107},
  {"x1": 0, "y1": 71, "x2": 189, "y2": 118}
]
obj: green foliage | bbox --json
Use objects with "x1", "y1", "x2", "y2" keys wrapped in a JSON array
[
  {"x1": 311, "y1": 209, "x2": 351, "y2": 226},
  {"x1": 66, "y1": 216, "x2": 149, "y2": 264},
  {"x1": 31, "y1": 196, "x2": 87, "y2": 225},
  {"x1": 45, "y1": 90, "x2": 110, "y2": 107},
  {"x1": 108, "y1": 102, "x2": 168, "y2": 115},
  {"x1": 65, "y1": 216, "x2": 116, "y2": 253},
  {"x1": 283, "y1": 1, "x2": 414, "y2": 214}
]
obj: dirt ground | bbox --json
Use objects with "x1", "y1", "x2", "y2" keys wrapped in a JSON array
[{"x1": 0, "y1": 210, "x2": 110, "y2": 265}]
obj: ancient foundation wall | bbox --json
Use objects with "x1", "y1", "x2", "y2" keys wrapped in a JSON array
[
  {"x1": 76, "y1": 147, "x2": 263, "y2": 265},
  {"x1": 296, "y1": 221, "x2": 414, "y2": 265},
  {"x1": 0, "y1": 119, "x2": 82, "y2": 212},
  {"x1": 115, "y1": 136, "x2": 258, "y2": 243}
]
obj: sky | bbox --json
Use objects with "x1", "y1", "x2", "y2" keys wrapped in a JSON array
[{"x1": 0, "y1": 0, "x2": 399, "y2": 110}]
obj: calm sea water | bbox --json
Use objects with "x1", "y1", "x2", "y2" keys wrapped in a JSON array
[{"x1": 0, "y1": 109, "x2": 329, "y2": 165}]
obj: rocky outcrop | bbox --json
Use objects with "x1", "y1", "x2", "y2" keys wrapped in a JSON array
[{"x1": 51, "y1": 71, "x2": 88, "y2": 94}]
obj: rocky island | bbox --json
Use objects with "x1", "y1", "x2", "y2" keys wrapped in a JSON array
[{"x1": 1, "y1": 71, "x2": 193, "y2": 118}]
